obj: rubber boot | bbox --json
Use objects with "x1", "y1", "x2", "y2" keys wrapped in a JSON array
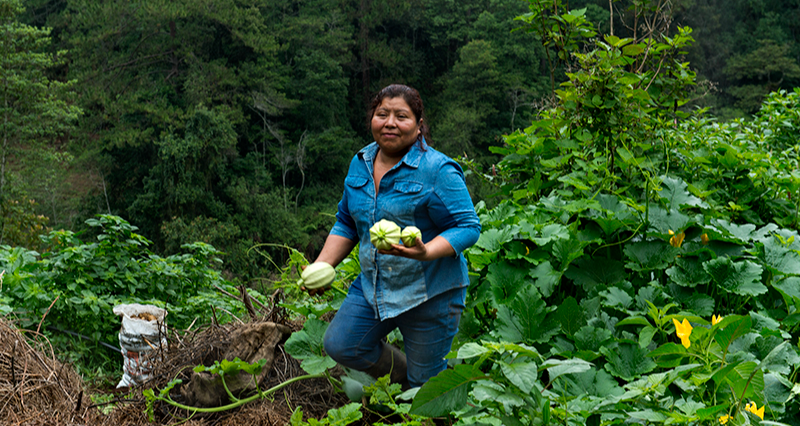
[{"x1": 363, "y1": 342, "x2": 410, "y2": 390}]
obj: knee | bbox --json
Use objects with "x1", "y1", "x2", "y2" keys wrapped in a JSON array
[{"x1": 323, "y1": 329, "x2": 378, "y2": 369}]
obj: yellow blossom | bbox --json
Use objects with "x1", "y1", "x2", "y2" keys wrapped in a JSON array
[
  {"x1": 673, "y1": 318, "x2": 693, "y2": 349},
  {"x1": 745, "y1": 401, "x2": 765, "y2": 420},
  {"x1": 712, "y1": 315, "x2": 723, "y2": 325},
  {"x1": 701, "y1": 233, "x2": 710, "y2": 245},
  {"x1": 669, "y1": 229, "x2": 675, "y2": 235},
  {"x1": 669, "y1": 231, "x2": 686, "y2": 248},
  {"x1": 718, "y1": 415, "x2": 730, "y2": 424}
]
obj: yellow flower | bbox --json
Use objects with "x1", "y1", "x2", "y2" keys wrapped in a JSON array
[
  {"x1": 673, "y1": 318, "x2": 693, "y2": 349},
  {"x1": 745, "y1": 401, "x2": 765, "y2": 420},
  {"x1": 718, "y1": 415, "x2": 730, "y2": 424},
  {"x1": 712, "y1": 314, "x2": 723, "y2": 325},
  {"x1": 669, "y1": 229, "x2": 675, "y2": 235},
  {"x1": 669, "y1": 231, "x2": 686, "y2": 248},
  {"x1": 701, "y1": 233, "x2": 710, "y2": 245}
]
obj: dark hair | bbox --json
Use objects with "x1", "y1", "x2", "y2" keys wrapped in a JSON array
[{"x1": 368, "y1": 84, "x2": 431, "y2": 145}]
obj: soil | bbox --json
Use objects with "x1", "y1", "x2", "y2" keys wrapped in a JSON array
[{"x1": 0, "y1": 309, "x2": 351, "y2": 426}]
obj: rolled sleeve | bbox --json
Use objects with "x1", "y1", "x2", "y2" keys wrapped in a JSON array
[
  {"x1": 330, "y1": 190, "x2": 359, "y2": 241},
  {"x1": 429, "y1": 162, "x2": 481, "y2": 254}
]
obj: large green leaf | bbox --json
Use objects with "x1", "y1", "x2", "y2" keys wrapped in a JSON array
[
  {"x1": 714, "y1": 315, "x2": 752, "y2": 356},
  {"x1": 487, "y1": 260, "x2": 534, "y2": 304},
  {"x1": 531, "y1": 223, "x2": 570, "y2": 246},
  {"x1": 773, "y1": 277, "x2": 800, "y2": 305},
  {"x1": 726, "y1": 361, "x2": 765, "y2": 400},
  {"x1": 762, "y1": 235, "x2": 800, "y2": 275},
  {"x1": 659, "y1": 176, "x2": 705, "y2": 209},
  {"x1": 564, "y1": 257, "x2": 626, "y2": 292},
  {"x1": 530, "y1": 261, "x2": 562, "y2": 297},
  {"x1": 499, "y1": 360, "x2": 539, "y2": 394},
  {"x1": 624, "y1": 240, "x2": 680, "y2": 272},
  {"x1": 552, "y1": 236, "x2": 586, "y2": 271},
  {"x1": 708, "y1": 219, "x2": 757, "y2": 243},
  {"x1": 284, "y1": 318, "x2": 337, "y2": 375},
  {"x1": 562, "y1": 367, "x2": 624, "y2": 398},
  {"x1": 647, "y1": 206, "x2": 691, "y2": 235},
  {"x1": 409, "y1": 364, "x2": 485, "y2": 417},
  {"x1": 474, "y1": 227, "x2": 516, "y2": 252},
  {"x1": 646, "y1": 343, "x2": 688, "y2": 368},
  {"x1": 542, "y1": 358, "x2": 593, "y2": 382},
  {"x1": 757, "y1": 340, "x2": 800, "y2": 375},
  {"x1": 556, "y1": 296, "x2": 586, "y2": 336},
  {"x1": 666, "y1": 257, "x2": 711, "y2": 288},
  {"x1": 703, "y1": 257, "x2": 767, "y2": 296},
  {"x1": 574, "y1": 326, "x2": 613, "y2": 352},
  {"x1": 495, "y1": 285, "x2": 558, "y2": 344},
  {"x1": 601, "y1": 343, "x2": 657, "y2": 381}
]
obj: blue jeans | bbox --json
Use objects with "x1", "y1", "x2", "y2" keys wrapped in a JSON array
[{"x1": 323, "y1": 277, "x2": 466, "y2": 388}]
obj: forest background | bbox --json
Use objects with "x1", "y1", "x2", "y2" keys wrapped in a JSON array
[{"x1": 4, "y1": 0, "x2": 799, "y2": 284}]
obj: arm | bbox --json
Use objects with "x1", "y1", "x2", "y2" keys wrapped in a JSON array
[{"x1": 315, "y1": 234, "x2": 358, "y2": 267}]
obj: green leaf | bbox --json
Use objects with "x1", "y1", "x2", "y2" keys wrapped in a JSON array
[
  {"x1": 600, "y1": 287, "x2": 633, "y2": 310},
  {"x1": 500, "y1": 360, "x2": 539, "y2": 394},
  {"x1": 564, "y1": 257, "x2": 626, "y2": 292},
  {"x1": 638, "y1": 325, "x2": 658, "y2": 348},
  {"x1": 456, "y1": 342, "x2": 490, "y2": 359},
  {"x1": 659, "y1": 176, "x2": 705, "y2": 209},
  {"x1": 563, "y1": 368, "x2": 624, "y2": 397},
  {"x1": 647, "y1": 206, "x2": 691, "y2": 236},
  {"x1": 285, "y1": 318, "x2": 329, "y2": 360},
  {"x1": 487, "y1": 261, "x2": 533, "y2": 304},
  {"x1": 704, "y1": 258, "x2": 767, "y2": 296},
  {"x1": 773, "y1": 277, "x2": 800, "y2": 305},
  {"x1": 758, "y1": 341, "x2": 800, "y2": 375},
  {"x1": 556, "y1": 296, "x2": 586, "y2": 336},
  {"x1": 532, "y1": 223, "x2": 570, "y2": 246},
  {"x1": 542, "y1": 358, "x2": 593, "y2": 382},
  {"x1": 409, "y1": 364, "x2": 484, "y2": 417},
  {"x1": 284, "y1": 318, "x2": 337, "y2": 375},
  {"x1": 666, "y1": 257, "x2": 711, "y2": 288},
  {"x1": 325, "y1": 402, "x2": 363, "y2": 425},
  {"x1": 602, "y1": 343, "x2": 657, "y2": 381},
  {"x1": 574, "y1": 326, "x2": 613, "y2": 352},
  {"x1": 530, "y1": 261, "x2": 561, "y2": 298},
  {"x1": 624, "y1": 241, "x2": 679, "y2": 272},
  {"x1": 627, "y1": 410, "x2": 667, "y2": 422},
  {"x1": 496, "y1": 285, "x2": 558, "y2": 344},
  {"x1": 475, "y1": 228, "x2": 515, "y2": 252},
  {"x1": 763, "y1": 235, "x2": 800, "y2": 275},
  {"x1": 726, "y1": 361, "x2": 764, "y2": 399},
  {"x1": 552, "y1": 236, "x2": 585, "y2": 270},
  {"x1": 709, "y1": 219, "x2": 757, "y2": 243},
  {"x1": 615, "y1": 316, "x2": 652, "y2": 327}
]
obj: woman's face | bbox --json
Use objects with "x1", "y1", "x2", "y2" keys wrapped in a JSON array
[{"x1": 371, "y1": 97, "x2": 421, "y2": 158}]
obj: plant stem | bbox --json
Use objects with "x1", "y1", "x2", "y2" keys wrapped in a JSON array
[{"x1": 153, "y1": 373, "x2": 325, "y2": 413}]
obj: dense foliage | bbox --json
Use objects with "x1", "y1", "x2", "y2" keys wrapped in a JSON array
[
  {"x1": 0, "y1": 214, "x2": 259, "y2": 377},
  {"x1": 1, "y1": 0, "x2": 796, "y2": 283}
]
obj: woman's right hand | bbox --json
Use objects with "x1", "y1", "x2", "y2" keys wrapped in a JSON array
[{"x1": 300, "y1": 264, "x2": 329, "y2": 297}]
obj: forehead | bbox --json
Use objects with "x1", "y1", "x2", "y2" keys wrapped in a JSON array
[{"x1": 376, "y1": 96, "x2": 413, "y2": 112}]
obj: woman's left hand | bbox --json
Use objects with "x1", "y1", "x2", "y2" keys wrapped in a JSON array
[{"x1": 378, "y1": 235, "x2": 455, "y2": 261}]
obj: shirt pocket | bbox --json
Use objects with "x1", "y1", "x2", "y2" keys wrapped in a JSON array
[
  {"x1": 385, "y1": 180, "x2": 424, "y2": 224},
  {"x1": 345, "y1": 175, "x2": 372, "y2": 219}
]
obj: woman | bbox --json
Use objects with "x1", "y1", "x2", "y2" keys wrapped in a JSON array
[{"x1": 307, "y1": 84, "x2": 480, "y2": 388}]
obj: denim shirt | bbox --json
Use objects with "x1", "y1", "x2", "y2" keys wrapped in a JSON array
[{"x1": 330, "y1": 140, "x2": 481, "y2": 320}]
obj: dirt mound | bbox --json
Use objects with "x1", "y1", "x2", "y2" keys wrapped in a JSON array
[
  {"x1": 0, "y1": 318, "x2": 99, "y2": 425},
  {"x1": 0, "y1": 289, "x2": 349, "y2": 426}
]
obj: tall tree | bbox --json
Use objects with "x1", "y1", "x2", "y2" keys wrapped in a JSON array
[{"x1": 0, "y1": 0, "x2": 80, "y2": 244}]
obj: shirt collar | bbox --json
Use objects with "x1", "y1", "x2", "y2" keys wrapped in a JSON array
[{"x1": 357, "y1": 138, "x2": 427, "y2": 169}]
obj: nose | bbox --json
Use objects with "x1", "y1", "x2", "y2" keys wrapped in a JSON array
[{"x1": 385, "y1": 114, "x2": 397, "y2": 127}]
